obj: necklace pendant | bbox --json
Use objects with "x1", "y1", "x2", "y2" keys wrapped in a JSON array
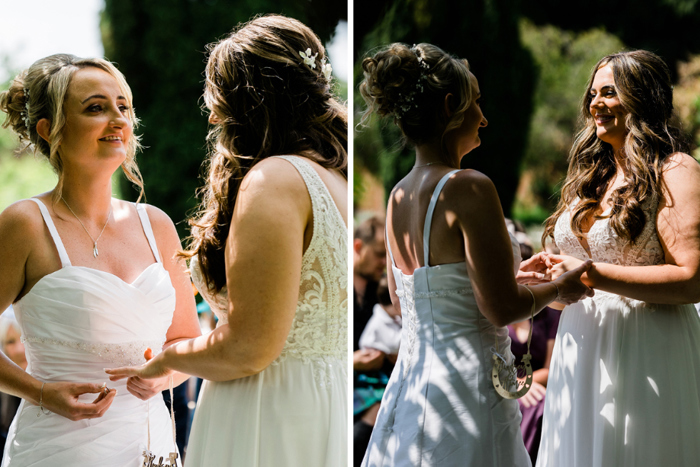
[{"x1": 93, "y1": 245, "x2": 99, "y2": 258}]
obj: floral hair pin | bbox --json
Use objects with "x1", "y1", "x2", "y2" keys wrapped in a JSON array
[
  {"x1": 299, "y1": 48, "x2": 318, "y2": 69},
  {"x1": 299, "y1": 48, "x2": 333, "y2": 81}
]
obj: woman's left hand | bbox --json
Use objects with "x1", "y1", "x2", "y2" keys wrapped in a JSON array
[
  {"x1": 105, "y1": 349, "x2": 174, "y2": 400},
  {"x1": 517, "y1": 252, "x2": 552, "y2": 284},
  {"x1": 547, "y1": 254, "x2": 586, "y2": 282}
]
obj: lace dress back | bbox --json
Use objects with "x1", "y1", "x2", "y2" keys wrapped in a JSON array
[
  {"x1": 363, "y1": 170, "x2": 530, "y2": 467},
  {"x1": 187, "y1": 155, "x2": 348, "y2": 466},
  {"x1": 3, "y1": 198, "x2": 178, "y2": 466},
  {"x1": 538, "y1": 196, "x2": 700, "y2": 467}
]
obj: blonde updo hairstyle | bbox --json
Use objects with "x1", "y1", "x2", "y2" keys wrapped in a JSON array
[
  {"x1": 185, "y1": 14, "x2": 348, "y2": 293},
  {"x1": 360, "y1": 43, "x2": 473, "y2": 153},
  {"x1": 0, "y1": 54, "x2": 144, "y2": 201}
]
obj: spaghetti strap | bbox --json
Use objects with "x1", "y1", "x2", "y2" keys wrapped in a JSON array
[
  {"x1": 423, "y1": 170, "x2": 460, "y2": 266},
  {"x1": 27, "y1": 198, "x2": 72, "y2": 268},
  {"x1": 385, "y1": 225, "x2": 397, "y2": 268},
  {"x1": 136, "y1": 204, "x2": 161, "y2": 263}
]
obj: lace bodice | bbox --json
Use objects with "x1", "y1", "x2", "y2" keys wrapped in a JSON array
[
  {"x1": 554, "y1": 197, "x2": 664, "y2": 266},
  {"x1": 191, "y1": 156, "x2": 348, "y2": 365}
]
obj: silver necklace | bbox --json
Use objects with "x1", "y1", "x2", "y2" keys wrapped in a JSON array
[{"x1": 61, "y1": 196, "x2": 112, "y2": 258}]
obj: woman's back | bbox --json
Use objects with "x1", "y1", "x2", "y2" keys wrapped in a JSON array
[{"x1": 363, "y1": 170, "x2": 531, "y2": 467}]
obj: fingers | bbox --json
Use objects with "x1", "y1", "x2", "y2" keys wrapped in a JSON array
[
  {"x1": 126, "y1": 377, "x2": 161, "y2": 401},
  {"x1": 72, "y1": 382, "x2": 110, "y2": 395},
  {"x1": 71, "y1": 389, "x2": 117, "y2": 419},
  {"x1": 105, "y1": 366, "x2": 137, "y2": 381}
]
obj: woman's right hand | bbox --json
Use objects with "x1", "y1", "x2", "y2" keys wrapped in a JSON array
[
  {"x1": 40, "y1": 382, "x2": 116, "y2": 421},
  {"x1": 552, "y1": 259, "x2": 596, "y2": 305}
]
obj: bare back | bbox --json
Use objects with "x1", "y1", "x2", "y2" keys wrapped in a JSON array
[{"x1": 387, "y1": 169, "x2": 467, "y2": 274}]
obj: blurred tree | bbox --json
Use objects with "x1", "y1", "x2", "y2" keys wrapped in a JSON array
[
  {"x1": 354, "y1": 0, "x2": 536, "y2": 217},
  {"x1": 101, "y1": 0, "x2": 346, "y2": 236},
  {"x1": 522, "y1": 0, "x2": 700, "y2": 82}
]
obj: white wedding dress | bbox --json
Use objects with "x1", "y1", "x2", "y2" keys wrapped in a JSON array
[
  {"x1": 362, "y1": 170, "x2": 531, "y2": 466},
  {"x1": 537, "y1": 197, "x2": 700, "y2": 466},
  {"x1": 2, "y1": 198, "x2": 178, "y2": 466},
  {"x1": 186, "y1": 156, "x2": 348, "y2": 466}
]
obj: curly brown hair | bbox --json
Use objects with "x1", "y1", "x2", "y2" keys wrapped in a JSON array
[
  {"x1": 0, "y1": 54, "x2": 144, "y2": 202},
  {"x1": 542, "y1": 50, "x2": 688, "y2": 246},
  {"x1": 359, "y1": 43, "x2": 473, "y2": 154},
  {"x1": 184, "y1": 14, "x2": 348, "y2": 293}
]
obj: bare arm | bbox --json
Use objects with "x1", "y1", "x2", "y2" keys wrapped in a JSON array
[
  {"x1": 449, "y1": 170, "x2": 593, "y2": 327},
  {"x1": 551, "y1": 154, "x2": 700, "y2": 304},
  {"x1": 108, "y1": 158, "x2": 310, "y2": 382}
]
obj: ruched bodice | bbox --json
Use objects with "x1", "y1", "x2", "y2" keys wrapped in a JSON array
[
  {"x1": 363, "y1": 170, "x2": 530, "y2": 467},
  {"x1": 3, "y1": 198, "x2": 177, "y2": 467}
]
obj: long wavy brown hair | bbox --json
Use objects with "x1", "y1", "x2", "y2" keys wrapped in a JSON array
[
  {"x1": 183, "y1": 15, "x2": 348, "y2": 293},
  {"x1": 542, "y1": 50, "x2": 688, "y2": 246}
]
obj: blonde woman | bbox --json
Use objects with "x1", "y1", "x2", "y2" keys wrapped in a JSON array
[
  {"x1": 358, "y1": 42, "x2": 593, "y2": 467},
  {"x1": 538, "y1": 50, "x2": 700, "y2": 467},
  {"x1": 107, "y1": 15, "x2": 348, "y2": 466},
  {"x1": 0, "y1": 54, "x2": 200, "y2": 465}
]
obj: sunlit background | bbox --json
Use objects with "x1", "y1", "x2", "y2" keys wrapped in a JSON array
[
  {"x1": 352, "y1": 0, "x2": 700, "y2": 246},
  {"x1": 0, "y1": 0, "x2": 348, "y2": 229}
]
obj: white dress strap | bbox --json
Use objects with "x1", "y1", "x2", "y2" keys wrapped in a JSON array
[
  {"x1": 135, "y1": 204, "x2": 161, "y2": 263},
  {"x1": 28, "y1": 198, "x2": 72, "y2": 268},
  {"x1": 385, "y1": 223, "x2": 397, "y2": 269},
  {"x1": 270, "y1": 156, "x2": 325, "y2": 239},
  {"x1": 423, "y1": 170, "x2": 460, "y2": 266}
]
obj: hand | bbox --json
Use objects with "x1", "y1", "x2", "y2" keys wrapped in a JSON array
[
  {"x1": 517, "y1": 252, "x2": 552, "y2": 284},
  {"x1": 547, "y1": 254, "x2": 584, "y2": 281},
  {"x1": 41, "y1": 381, "x2": 117, "y2": 421},
  {"x1": 353, "y1": 348, "x2": 385, "y2": 371},
  {"x1": 553, "y1": 259, "x2": 596, "y2": 305},
  {"x1": 105, "y1": 348, "x2": 174, "y2": 399},
  {"x1": 519, "y1": 380, "x2": 546, "y2": 408}
]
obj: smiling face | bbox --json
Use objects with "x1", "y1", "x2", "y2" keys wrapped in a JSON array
[
  {"x1": 589, "y1": 64, "x2": 628, "y2": 151},
  {"x1": 58, "y1": 67, "x2": 133, "y2": 173}
]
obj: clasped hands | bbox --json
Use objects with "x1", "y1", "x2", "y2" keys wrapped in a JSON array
[{"x1": 517, "y1": 252, "x2": 595, "y2": 305}]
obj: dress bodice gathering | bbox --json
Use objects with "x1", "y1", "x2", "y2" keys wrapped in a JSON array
[{"x1": 3, "y1": 198, "x2": 177, "y2": 466}]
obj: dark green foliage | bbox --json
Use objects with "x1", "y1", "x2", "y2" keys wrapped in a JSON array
[
  {"x1": 522, "y1": 0, "x2": 700, "y2": 81},
  {"x1": 101, "y1": 0, "x2": 346, "y2": 236},
  {"x1": 354, "y1": 0, "x2": 536, "y2": 216}
]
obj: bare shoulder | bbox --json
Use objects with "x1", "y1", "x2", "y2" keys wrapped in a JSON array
[
  {"x1": 441, "y1": 169, "x2": 499, "y2": 213},
  {"x1": 660, "y1": 153, "x2": 700, "y2": 203},
  {"x1": 238, "y1": 157, "x2": 310, "y2": 211},
  {"x1": 133, "y1": 202, "x2": 175, "y2": 230},
  {"x1": 126, "y1": 202, "x2": 180, "y2": 251},
  {"x1": 662, "y1": 152, "x2": 700, "y2": 181},
  {"x1": 0, "y1": 199, "x2": 46, "y2": 239}
]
